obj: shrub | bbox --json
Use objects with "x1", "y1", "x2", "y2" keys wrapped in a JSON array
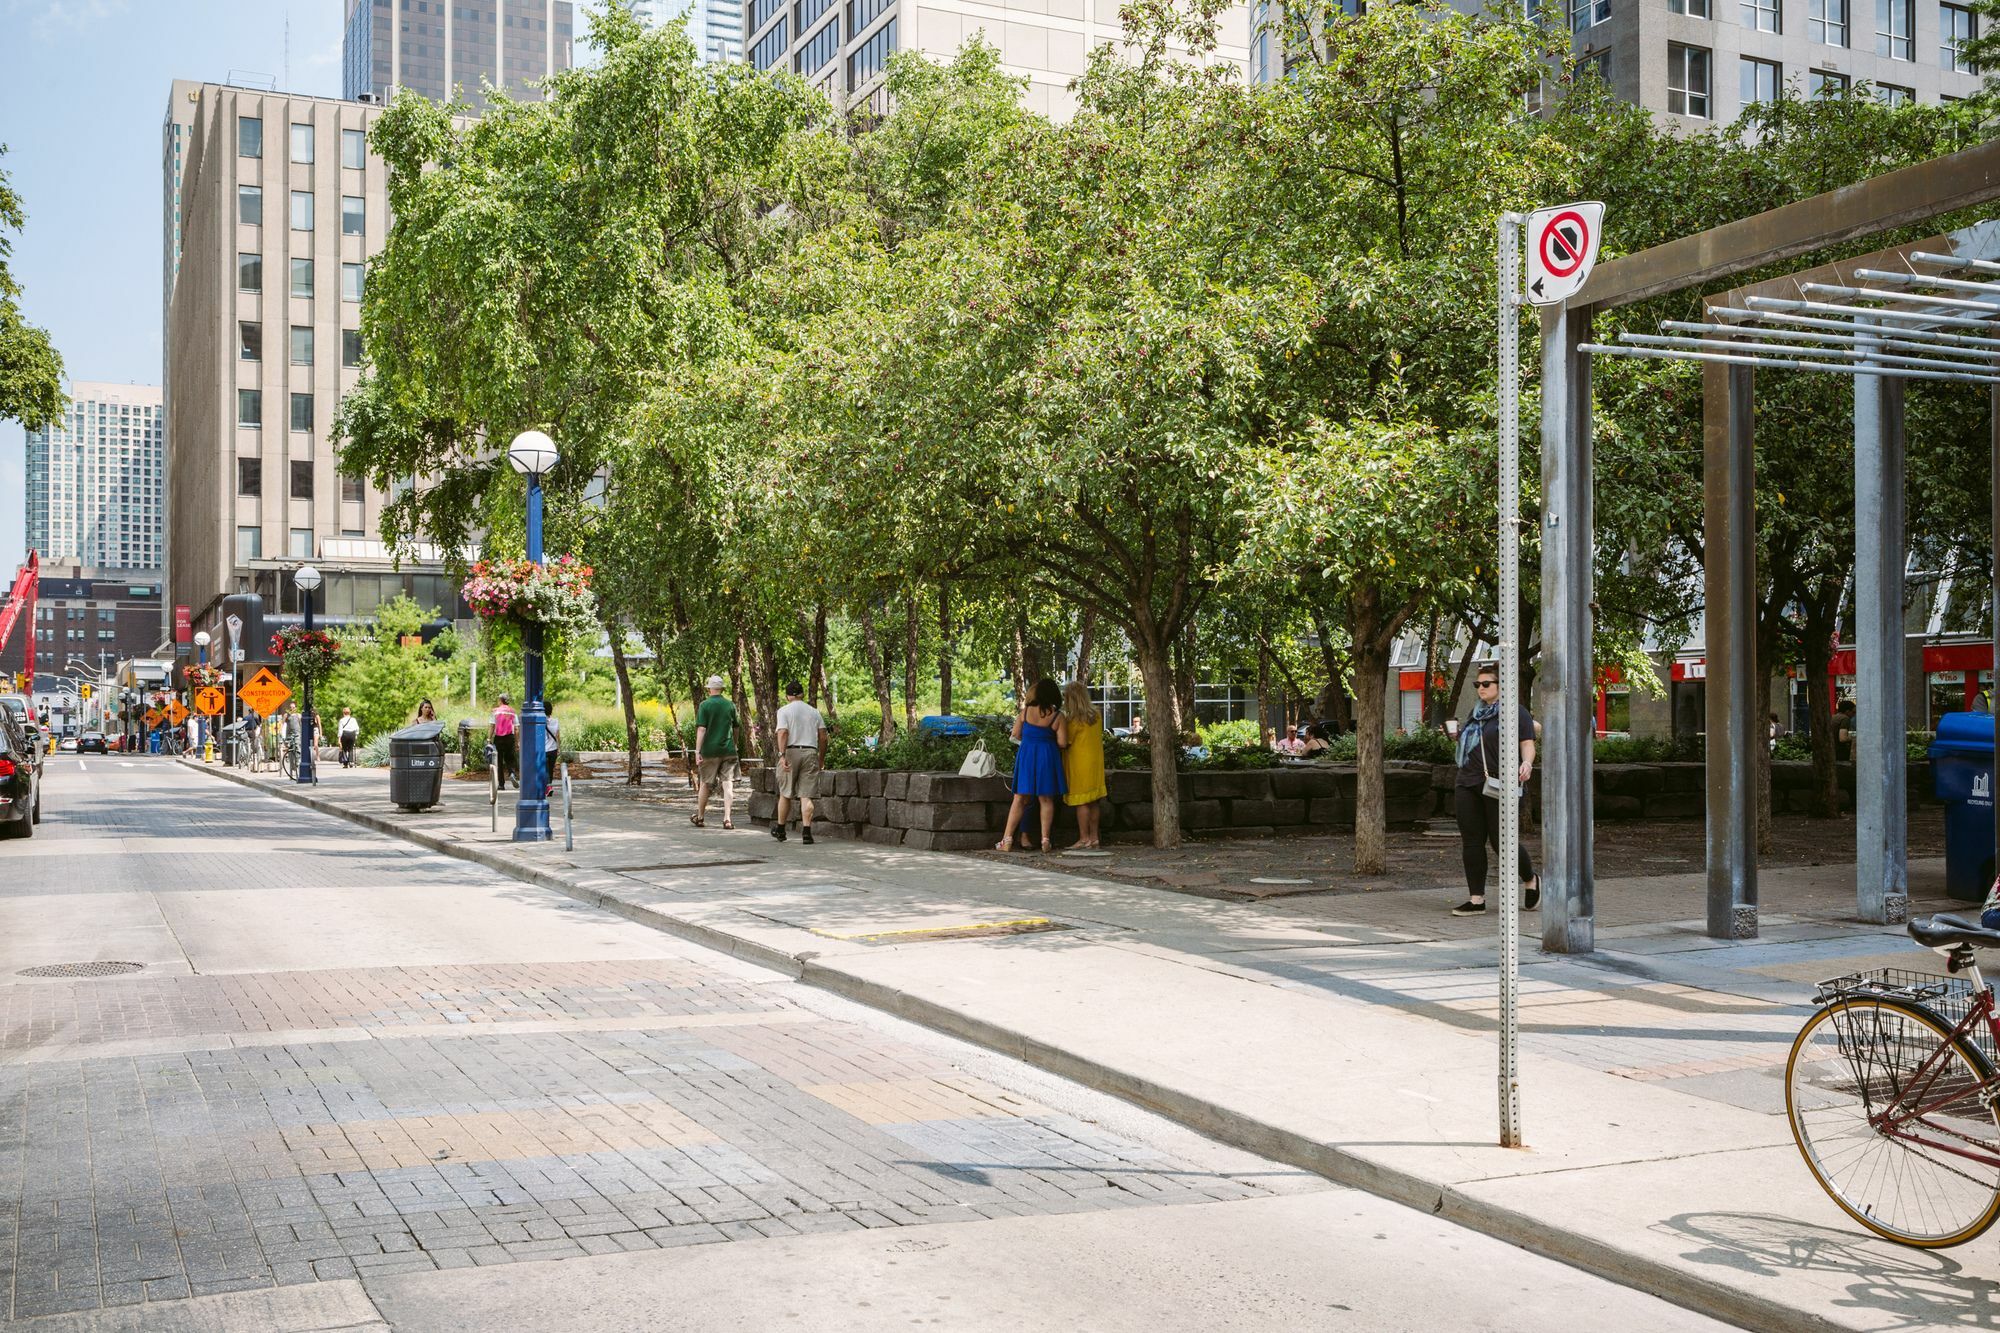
[
  {"x1": 1198, "y1": 719, "x2": 1262, "y2": 749},
  {"x1": 1384, "y1": 727, "x2": 1457, "y2": 763}
]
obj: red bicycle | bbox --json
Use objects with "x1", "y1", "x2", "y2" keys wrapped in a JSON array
[{"x1": 1788, "y1": 912, "x2": 2000, "y2": 1247}]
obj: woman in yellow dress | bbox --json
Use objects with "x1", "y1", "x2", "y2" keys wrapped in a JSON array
[{"x1": 1060, "y1": 681, "x2": 1108, "y2": 848}]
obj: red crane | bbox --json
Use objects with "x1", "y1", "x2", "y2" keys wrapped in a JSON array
[{"x1": 0, "y1": 552, "x2": 39, "y2": 687}]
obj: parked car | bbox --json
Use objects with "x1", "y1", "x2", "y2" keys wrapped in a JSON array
[
  {"x1": 0, "y1": 696, "x2": 44, "y2": 773},
  {"x1": 0, "y1": 710, "x2": 41, "y2": 838},
  {"x1": 57, "y1": 736, "x2": 76, "y2": 753},
  {"x1": 76, "y1": 731, "x2": 108, "y2": 755}
]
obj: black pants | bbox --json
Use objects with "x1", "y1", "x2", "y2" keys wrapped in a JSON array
[
  {"x1": 339, "y1": 736, "x2": 356, "y2": 767},
  {"x1": 495, "y1": 734, "x2": 518, "y2": 789},
  {"x1": 1455, "y1": 785, "x2": 1535, "y2": 898}
]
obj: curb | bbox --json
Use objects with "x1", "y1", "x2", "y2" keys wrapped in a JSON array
[{"x1": 185, "y1": 758, "x2": 1826, "y2": 1333}]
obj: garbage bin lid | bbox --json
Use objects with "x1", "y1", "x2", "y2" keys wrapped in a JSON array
[
  {"x1": 391, "y1": 721, "x2": 446, "y2": 742},
  {"x1": 1930, "y1": 711, "x2": 1996, "y2": 757},
  {"x1": 918, "y1": 714, "x2": 978, "y2": 737}
]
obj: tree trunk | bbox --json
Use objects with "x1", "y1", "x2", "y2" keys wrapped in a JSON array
[
  {"x1": 608, "y1": 624, "x2": 642, "y2": 785},
  {"x1": 1349, "y1": 597, "x2": 1394, "y2": 875},
  {"x1": 1135, "y1": 631, "x2": 1183, "y2": 848},
  {"x1": 1257, "y1": 645, "x2": 1273, "y2": 747},
  {"x1": 903, "y1": 588, "x2": 920, "y2": 732},
  {"x1": 1172, "y1": 620, "x2": 1198, "y2": 738},
  {"x1": 1447, "y1": 632, "x2": 1479, "y2": 731},
  {"x1": 730, "y1": 637, "x2": 754, "y2": 759},
  {"x1": 859, "y1": 599, "x2": 895, "y2": 746},
  {"x1": 938, "y1": 586, "x2": 954, "y2": 716},
  {"x1": 1803, "y1": 610, "x2": 1840, "y2": 819},
  {"x1": 808, "y1": 603, "x2": 827, "y2": 712},
  {"x1": 748, "y1": 634, "x2": 780, "y2": 765},
  {"x1": 1076, "y1": 608, "x2": 1097, "y2": 682},
  {"x1": 1418, "y1": 612, "x2": 1442, "y2": 728},
  {"x1": 1011, "y1": 614, "x2": 1029, "y2": 705},
  {"x1": 1309, "y1": 606, "x2": 1353, "y2": 731}
]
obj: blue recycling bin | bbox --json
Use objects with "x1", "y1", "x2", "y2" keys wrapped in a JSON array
[{"x1": 1929, "y1": 711, "x2": 1997, "y2": 901}]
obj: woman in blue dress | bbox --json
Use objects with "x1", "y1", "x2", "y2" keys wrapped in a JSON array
[{"x1": 997, "y1": 678, "x2": 1069, "y2": 853}]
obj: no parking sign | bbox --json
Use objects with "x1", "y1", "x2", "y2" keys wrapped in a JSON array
[{"x1": 1525, "y1": 202, "x2": 1604, "y2": 306}]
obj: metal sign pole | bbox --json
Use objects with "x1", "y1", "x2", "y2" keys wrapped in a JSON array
[{"x1": 1497, "y1": 211, "x2": 1525, "y2": 1149}]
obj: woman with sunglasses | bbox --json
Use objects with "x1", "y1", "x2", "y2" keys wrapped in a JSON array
[{"x1": 1451, "y1": 664, "x2": 1540, "y2": 917}]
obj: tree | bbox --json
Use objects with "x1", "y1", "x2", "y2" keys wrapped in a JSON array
[
  {"x1": 0, "y1": 146, "x2": 64, "y2": 432},
  {"x1": 322, "y1": 597, "x2": 454, "y2": 742}
]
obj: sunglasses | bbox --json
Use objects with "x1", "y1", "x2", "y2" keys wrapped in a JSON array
[{"x1": 1477, "y1": 680, "x2": 1499, "y2": 688}]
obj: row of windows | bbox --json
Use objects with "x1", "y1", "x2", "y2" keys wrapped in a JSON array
[
  {"x1": 849, "y1": 15, "x2": 895, "y2": 85},
  {"x1": 751, "y1": 18, "x2": 789, "y2": 69},
  {"x1": 236, "y1": 187, "x2": 368, "y2": 236},
  {"x1": 797, "y1": 0, "x2": 835, "y2": 32},
  {"x1": 848, "y1": 0, "x2": 892, "y2": 38},
  {"x1": 236, "y1": 457, "x2": 361, "y2": 503},
  {"x1": 240, "y1": 118, "x2": 367, "y2": 170},
  {"x1": 797, "y1": 16, "x2": 840, "y2": 73},
  {"x1": 36, "y1": 608, "x2": 119, "y2": 622},
  {"x1": 751, "y1": 0, "x2": 784, "y2": 35},
  {"x1": 237, "y1": 390, "x2": 331, "y2": 433},
  {"x1": 239, "y1": 322, "x2": 364, "y2": 368},
  {"x1": 35, "y1": 629, "x2": 121, "y2": 642},
  {"x1": 1661, "y1": 0, "x2": 1971, "y2": 66},
  {"x1": 1667, "y1": 43, "x2": 1927, "y2": 115},
  {"x1": 238, "y1": 254, "x2": 365, "y2": 301}
]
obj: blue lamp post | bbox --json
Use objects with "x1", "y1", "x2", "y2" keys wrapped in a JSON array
[
  {"x1": 294, "y1": 564, "x2": 321, "y2": 784},
  {"x1": 509, "y1": 429, "x2": 559, "y2": 842},
  {"x1": 193, "y1": 631, "x2": 212, "y2": 759}
]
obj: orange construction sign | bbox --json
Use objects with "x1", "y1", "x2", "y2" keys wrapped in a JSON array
[
  {"x1": 193, "y1": 687, "x2": 226, "y2": 716},
  {"x1": 143, "y1": 708, "x2": 163, "y2": 729},
  {"x1": 237, "y1": 667, "x2": 292, "y2": 717},
  {"x1": 166, "y1": 701, "x2": 190, "y2": 726}
]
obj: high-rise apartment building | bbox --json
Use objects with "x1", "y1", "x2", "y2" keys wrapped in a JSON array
[
  {"x1": 633, "y1": 0, "x2": 745, "y2": 66},
  {"x1": 747, "y1": 0, "x2": 1249, "y2": 117},
  {"x1": 163, "y1": 82, "x2": 464, "y2": 647},
  {"x1": 342, "y1": 0, "x2": 577, "y2": 109},
  {"x1": 25, "y1": 384, "x2": 165, "y2": 574}
]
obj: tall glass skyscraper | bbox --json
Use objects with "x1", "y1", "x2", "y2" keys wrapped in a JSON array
[
  {"x1": 25, "y1": 383, "x2": 165, "y2": 574},
  {"x1": 342, "y1": 0, "x2": 576, "y2": 109}
]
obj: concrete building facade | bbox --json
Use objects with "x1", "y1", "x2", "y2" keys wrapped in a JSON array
[
  {"x1": 343, "y1": 0, "x2": 577, "y2": 109},
  {"x1": 24, "y1": 384, "x2": 165, "y2": 575}
]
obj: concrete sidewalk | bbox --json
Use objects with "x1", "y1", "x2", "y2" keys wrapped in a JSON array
[{"x1": 186, "y1": 757, "x2": 2000, "y2": 1331}]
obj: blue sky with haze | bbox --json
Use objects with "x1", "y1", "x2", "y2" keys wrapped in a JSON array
[{"x1": 0, "y1": 0, "x2": 642, "y2": 578}]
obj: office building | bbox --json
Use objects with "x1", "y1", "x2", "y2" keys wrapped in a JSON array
[
  {"x1": 163, "y1": 82, "x2": 465, "y2": 651},
  {"x1": 0, "y1": 571, "x2": 164, "y2": 683},
  {"x1": 343, "y1": 0, "x2": 577, "y2": 108},
  {"x1": 24, "y1": 384, "x2": 165, "y2": 575},
  {"x1": 747, "y1": 0, "x2": 1250, "y2": 117}
]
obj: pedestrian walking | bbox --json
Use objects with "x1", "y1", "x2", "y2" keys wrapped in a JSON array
[
  {"x1": 336, "y1": 707, "x2": 360, "y2": 768},
  {"x1": 1450, "y1": 664, "x2": 1540, "y2": 917},
  {"x1": 491, "y1": 696, "x2": 519, "y2": 790},
  {"x1": 692, "y1": 675, "x2": 741, "y2": 830},
  {"x1": 1834, "y1": 697, "x2": 1857, "y2": 763},
  {"x1": 771, "y1": 681, "x2": 826, "y2": 844},
  {"x1": 1061, "y1": 681, "x2": 1106, "y2": 849},
  {"x1": 997, "y1": 678, "x2": 1067, "y2": 853},
  {"x1": 543, "y1": 701, "x2": 562, "y2": 788}
]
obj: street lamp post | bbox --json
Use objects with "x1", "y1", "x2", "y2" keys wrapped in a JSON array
[
  {"x1": 294, "y1": 566, "x2": 321, "y2": 785},
  {"x1": 509, "y1": 429, "x2": 559, "y2": 843},
  {"x1": 193, "y1": 631, "x2": 212, "y2": 759}
]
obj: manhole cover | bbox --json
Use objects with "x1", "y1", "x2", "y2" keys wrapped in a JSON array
[{"x1": 18, "y1": 961, "x2": 145, "y2": 979}]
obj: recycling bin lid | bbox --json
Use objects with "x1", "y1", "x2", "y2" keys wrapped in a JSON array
[
  {"x1": 918, "y1": 715, "x2": 978, "y2": 737},
  {"x1": 391, "y1": 721, "x2": 446, "y2": 743},
  {"x1": 1929, "y1": 711, "x2": 1997, "y2": 758}
]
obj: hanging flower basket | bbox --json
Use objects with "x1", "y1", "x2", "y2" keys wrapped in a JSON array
[
  {"x1": 463, "y1": 555, "x2": 597, "y2": 647},
  {"x1": 271, "y1": 626, "x2": 343, "y2": 686},
  {"x1": 185, "y1": 663, "x2": 227, "y2": 690}
]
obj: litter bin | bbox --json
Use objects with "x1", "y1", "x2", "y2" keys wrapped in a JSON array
[
  {"x1": 389, "y1": 721, "x2": 446, "y2": 811},
  {"x1": 1929, "y1": 711, "x2": 1996, "y2": 901}
]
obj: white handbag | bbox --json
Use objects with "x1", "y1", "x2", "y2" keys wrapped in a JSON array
[{"x1": 958, "y1": 739, "x2": 999, "y2": 779}]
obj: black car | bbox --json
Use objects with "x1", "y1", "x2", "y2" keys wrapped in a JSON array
[
  {"x1": 0, "y1": 711, "x2": 41, "y2": 838},
  {"x1": 76, "y1": 731, "x2": 109, "y2": 755}
]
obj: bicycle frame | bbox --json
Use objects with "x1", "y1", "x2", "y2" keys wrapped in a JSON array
[{"x1": 1860, "y1": 956, "x2": 2000, "y2": 1170}]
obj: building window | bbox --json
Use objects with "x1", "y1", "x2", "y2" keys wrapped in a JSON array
[
  {"x1": 342, "y1": 329, "x2": 363, "y2": 368},
  {"x1": 1586, "y1": 50, "x2": 1612, "y2": 82},
  {"x1": 291, "y1": 191, "x2": 314, "y2": 231},
  {"x1": 1741, "y1": 55, "x2": 1781, "y2": 104},
  {"x1": 237, "y1": 526, "x2": 262, "y2": 562},
  {"x1": 1811, "y1": 67, "x2": 1850, "y2": 94},
  {"x1": 291, "y1": 460, "x2": 314, "y2": 499},
  {"x1": 341, "y1": 473, "x2": 365, "y2": 503},
  {"x1": 795, "y1": 16, "x2": 840, "y2": 74},
  {"x1": 341, "y1": 195, "x2": 365, "y2": 237},
  {"x1": 239, "y1": 321, "x2": 262, "y2": 362},
  {"x1": 238, "y1": 185, "x2": 262, "y2": 226},
  {"x1": 1944, "y1": 3, "x2": 1976, "y2": 69},
  {"x1": 239, "y1": 252, "x2": 263, "y2": 292},
  {"x1": 1572, "y1": 0, "x2": 1609, "y2": 29},
  {"x1": 290, "y1": 393, "x2": 314, "y2": 433},
  {"x1": 849, "y1": 16, "x2": 895, "y2": 86},
  {"x1": 289, "y1": 528, "x2": 313, "y2": 559},
  {"x1": 342, "y1": 127, "x2": 365, "y2": 170},
  {"x1": 1670, "y1": 0, "x2": 1712, "y2": 17},
  {"x1": 1876, "y1": 80, "x2": 1914, "y2": 103},
  {"x1": 290, "y1": 326, "x2": 314, "y2": 365},
  {"x1": 1668, "y1": 43, "x2": 1712, "y2": 116},
  {"x1": 1809, "y1": 0, "x2": 1848, "y2": 44},
  {"x1": 292, "y1": 258, "x2": 314, "y2": 298},
  {"x1": 238, "y1": 457, "x2": 262, "y2": 496},
  {"x1": 751, "y1": 0, "x2": 784, "y2": 33},
  {"x1": 1877, "y1": 0, "x2": 1912, "y2": 58},
  {"x1": 291, "y1": 122, "x2": 314, "y2": 163},
  {"x1": 238, "y1": 389, "x2": 262, "y2": 428},
  {"x1": 750, "y1": 17, "x2": 787, "y2": 70},
  {"x1": 342, "y1": 262, "x2": 364, "y2": 302},
  {"x1": 239, "y1": 116, "x2": 263, "y2": 158},
  {"x1": 849, "y1": 0, "x2": 891, "y2": 33},
  {"x1": 1741, "y1": 0, "x2": 1780, "y2": 31}
]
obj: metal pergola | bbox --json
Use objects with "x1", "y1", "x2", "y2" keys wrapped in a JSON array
[{"x1": 1535, "y1": 142, "x2": 2000, "y2": 952}]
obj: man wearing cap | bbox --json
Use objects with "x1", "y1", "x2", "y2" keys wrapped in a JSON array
[
  {"x1": 771, "y1": 681, "x2": 826, "y2": 844},
  {"x1": 692, "y1": 675, "x2": 741, "y2": 830}
]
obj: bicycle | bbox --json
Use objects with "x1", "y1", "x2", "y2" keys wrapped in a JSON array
[
  {"x1": 277, "y1": 730, "x2": 299, "y2": 780},
  {"x1": 1787, "y1": 912, "x2": 2000, "y2": 1247}
]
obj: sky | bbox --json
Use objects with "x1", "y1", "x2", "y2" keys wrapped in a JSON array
[{"x1": 0, "y1": 0, "x2": 652, "y2": 579}]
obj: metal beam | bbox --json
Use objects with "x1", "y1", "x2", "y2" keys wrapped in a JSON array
[
  {"x1": 1580, "y1": 342, "x2": 2000, "y2": 385},
  {"x1": 1855, "y1": 346, "x2": 1910, "y2": 925},
  {"x1": 1539, "y1": 302, "x2": 1594, "y2": 955},
  {"x1": 1704, "y1": 359, "x2": 1759, "y2": 939}
]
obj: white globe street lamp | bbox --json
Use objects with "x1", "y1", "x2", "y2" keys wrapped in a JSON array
[{"x1": 508, "y1": 430, "x2": 560, "y2": 478}]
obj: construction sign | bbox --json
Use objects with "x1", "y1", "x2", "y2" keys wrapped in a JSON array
[
  {"x1": 237, "y1": 667, "x2": 292, "y2": 718},
  {"x1": 166, "y1": 701, "x2": 190, "y2": 726},
  {"x1": 193, "y1": 687, "x2": 227, "y2": 716},
  {"x1": 143, "y1": 708, "x2": 163, "y2": 729}
]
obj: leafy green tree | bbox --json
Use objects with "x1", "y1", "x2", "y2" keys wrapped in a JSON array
[
  {"x1": 0, "y1": 146, "x2": 64, "y2": 431},
  {"x1": 321, "y1": 597, "x2": 455, "y2": 742}
]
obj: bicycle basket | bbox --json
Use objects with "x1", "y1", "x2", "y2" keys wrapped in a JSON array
[{"x1": 1814, "y1": 967, "x2": 1996, "y2": 1067}]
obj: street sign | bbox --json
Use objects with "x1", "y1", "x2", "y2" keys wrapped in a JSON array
[
  {"x1": 230, "y1": 648, "x2": 246, "y2": 664},
  {"x1": 1525, "y1": 201, "x2": 1605, "y2": 307},
  {"x1": 193, "y1": 687, "x2": 226, "y2": 716},
  {"x1": 225, "y1": 614, "x2": 243, "y2": 648},
  {"x1": 237, "y1": 667, "x2": 291, "y2": 717},
  {"x1": 143, "y1": 708, "x2": 163, "y2": 729},
  {"x1": 166, "y1": 701, "x2": 189, "y2": 726}
]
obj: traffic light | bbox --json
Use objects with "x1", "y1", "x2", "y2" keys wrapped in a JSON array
[
  {"x1": 12, "y1": 673, "x2": 24, "y2": 693},
  {"x1": 80, "y1": 684, "x2": 92, "y2": 701}
]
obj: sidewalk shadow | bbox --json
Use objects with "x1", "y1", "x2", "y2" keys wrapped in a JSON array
[{"x1": 1660, "y1": 1211, "x2": 2000, "y2": 1328}]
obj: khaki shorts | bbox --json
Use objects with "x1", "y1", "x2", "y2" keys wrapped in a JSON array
[
  {"x1": 697, "y1": 755, "x2": 740, "y2": 785},
  {"x1": 778, "y1": 747, "x2": 821, "y2": 800}
]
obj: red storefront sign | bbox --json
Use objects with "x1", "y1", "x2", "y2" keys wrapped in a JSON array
[{"x1": 174, "y1": 605, "x2": 191, "y2": 644}]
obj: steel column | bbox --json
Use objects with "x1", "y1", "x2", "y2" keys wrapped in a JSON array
[
  {"x1": 1538, "y1": 303, "x2": 1595, "y2": 955},
  {"x1": 1704, "y1": 361, "x2": 1759, "y2": 938},
  {"x1": 1991, "y1": 386, "x2": 1999, "y2": 875},
  {"x1": 1854, "y1": 348, "x2": 1909, "y2": 924}
]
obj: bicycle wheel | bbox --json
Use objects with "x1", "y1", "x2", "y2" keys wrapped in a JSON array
[
  {"x1": 279, "y1": 743, "x2": 297, "y2": 780},
  {"x1": 1787, "y1": 995, "x2": 2000, "y2": 1247}
]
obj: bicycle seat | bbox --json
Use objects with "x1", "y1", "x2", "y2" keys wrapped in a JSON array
[{"x1": 1909, "y1": 914, "x2": 2000, "y2": 950}]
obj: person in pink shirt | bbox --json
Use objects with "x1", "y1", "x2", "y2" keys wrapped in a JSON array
[{"x1": 492, "y1": 696, "x2": 519, "y2": 790}]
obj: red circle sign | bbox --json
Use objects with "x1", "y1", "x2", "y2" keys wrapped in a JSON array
[{"x1": 1539, "y1": 211, "x2": 1590, "y2": 279}]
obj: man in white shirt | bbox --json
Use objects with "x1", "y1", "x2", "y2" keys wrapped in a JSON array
[{"x1": 771, "y1": 681, "x2": 826, "y2": 845}]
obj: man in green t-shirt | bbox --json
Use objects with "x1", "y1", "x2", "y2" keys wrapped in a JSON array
[{"x1": 693, "y1": 674, "x2": 741, "y2": 829}]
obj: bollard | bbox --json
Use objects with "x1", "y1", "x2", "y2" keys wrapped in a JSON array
[{"x1": 562, "y1": 767, "x2": 573, "y2": 852}]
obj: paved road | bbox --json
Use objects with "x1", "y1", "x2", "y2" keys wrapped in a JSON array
[{"x1": 0, "y1": 758, "x2": 1736, "y2": 1331}]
